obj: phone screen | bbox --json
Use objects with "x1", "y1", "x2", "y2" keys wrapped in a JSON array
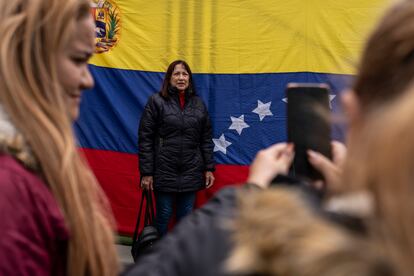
[{"x1": 286, "y1": 83, "x2": 332, "y2": 180}]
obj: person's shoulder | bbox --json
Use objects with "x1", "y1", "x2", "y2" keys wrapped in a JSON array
[
  {"x1": 151, "y1": 92, "x2": 164, "y2": 101},
  {"x1": 189, "y1": 95, "x2": 207, "y2": 108},
  {"x1": 194, "y1": 186, "x2": 240, "y2": 217},
  {"x1": 0, "y1": 154, "x2": 65, "y2": 221},
  {"x1": 0, "y1": 154, "x2": 47, "y2": 194},
  {"x1": 0, "y1": 154, "x2": 68, "y2": 233},
  {"x1": 146, "y1": 92, "x2": 165, "y2": 106},
  {"x1": 0, "y1": 154, "x2": 44, "y2": 193},
  {"x1": 190, "y1": 94, "x2": 203, "y2": 101}
]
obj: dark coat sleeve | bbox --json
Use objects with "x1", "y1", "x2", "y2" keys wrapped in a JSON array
[
  {"x1": 200, "y1": 102, "x2": 215, "y2": 172},
  {"x1": 138, "y1": 95, "x2": 159, "y2": 176},
  {"x1": 122, "y1": 187, "x2": 241, "y2": 276}
]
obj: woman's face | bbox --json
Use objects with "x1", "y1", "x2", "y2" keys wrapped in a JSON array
[
  {"x1": 57, "y1": 16, "x2": 95, "y2": 121},
  {"x1": 170, "y1": 63, "x2": 190, "y2": 92}
]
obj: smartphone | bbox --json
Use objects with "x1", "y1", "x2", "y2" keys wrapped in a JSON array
[{"x1": 286, "y1": 83, "x2": 332, "y2": 181}]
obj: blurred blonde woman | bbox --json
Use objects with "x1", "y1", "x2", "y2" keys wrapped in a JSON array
[
  {"x1": 227, "y1": 2, "x2": 414, "y2": 274},
  {"x1": 225, "y1": 3, "x2": 414, "y2": 272},
  {"x1": 309, "y1": 0, "x2": 414, "y2": 195},
  {"x1": 341, "y1": 85, "x2": 414, "y2": 276},
  {"x1": 0, "y1": 0, "x2": 118, "y2": 275}
]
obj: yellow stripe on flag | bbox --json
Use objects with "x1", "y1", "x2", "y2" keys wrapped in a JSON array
[{"x1": 90, "y1": 0, "x2": 391, "y2": 74}]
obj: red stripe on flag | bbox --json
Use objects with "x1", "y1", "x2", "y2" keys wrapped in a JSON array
[{"x1": 80, "y1": 148, "x2": 248, "y2": 235}]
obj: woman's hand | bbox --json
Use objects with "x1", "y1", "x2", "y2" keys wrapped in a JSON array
[
  {"x1": 247, "y1": 143, "x2": 294, "y2": 189},
  {"x1": 307, "y1": 141, "x2": 347, "y2": 194},
  {"x1": 141, "y1": 176, "x2": 154, "y2": 190},
  {"x1": 205, "y1": 171, "x2": 215, "y2": 188}
]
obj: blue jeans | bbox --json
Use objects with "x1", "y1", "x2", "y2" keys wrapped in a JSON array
[{"x1": 154, "y1": 191, "x2": 196, "y2": 236}]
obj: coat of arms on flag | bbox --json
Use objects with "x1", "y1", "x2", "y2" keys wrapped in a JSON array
[{"x1": 90, "y1": 0, "x2": 120, "y2": 54}]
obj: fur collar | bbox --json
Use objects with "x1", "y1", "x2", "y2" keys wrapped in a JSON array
[
  {"x1": 0, "y1": 105, "x2": 17, "y2": 137},
  {"x1": 324, "y1": 190, "x2": 373, "y2": 218},
  {"x1": 0, "y1": 104, "x2": 38, "y2": 170}
]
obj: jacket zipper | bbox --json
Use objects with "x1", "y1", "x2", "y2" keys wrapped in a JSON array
[{"x1": 177, "y1": 94, "x2": 185, "y2": 192}]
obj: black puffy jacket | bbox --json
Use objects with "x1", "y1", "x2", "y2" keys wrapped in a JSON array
[{"x1": 138, "y1": 89, "x2": 215, "y2": 192}]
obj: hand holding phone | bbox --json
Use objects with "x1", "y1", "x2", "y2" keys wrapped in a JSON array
[{"x1": 286, "y1": 83, "x2": 332, "y2": 181}]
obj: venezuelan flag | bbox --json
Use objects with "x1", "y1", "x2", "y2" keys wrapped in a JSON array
[{"x1": 76, "y1": 0, "x2": 390, "y2": 234}]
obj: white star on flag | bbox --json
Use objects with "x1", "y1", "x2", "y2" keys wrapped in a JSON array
[
  {"x1": 252, "y1": 100, "x2": 273, "y2": 121},
  {"x1": 282, "y1": 94, "x2": 336, "y2": 109},
  {"x1": 229, "y1": 115, "x2": 249, "y2": 135},
  {"x1": 213, "y1": 134, "x2": 232, "y2": 154}
]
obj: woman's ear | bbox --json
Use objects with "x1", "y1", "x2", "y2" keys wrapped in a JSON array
[{"x1": 341, "y1": 90, "x2": 361, "y2": 124}]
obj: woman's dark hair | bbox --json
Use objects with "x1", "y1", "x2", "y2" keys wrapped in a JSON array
[{"x1": 160, "y1": 60, "x2": 197, "y2": 98}]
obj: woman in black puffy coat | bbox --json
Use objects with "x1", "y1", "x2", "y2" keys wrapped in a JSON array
[{"x1": 138, "y1": 60, "x2": 215, "y2": 236}]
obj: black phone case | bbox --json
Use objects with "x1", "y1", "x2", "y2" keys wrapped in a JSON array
[{"x1": 287, "y1": 84, "x2": 332, "y2": 181}]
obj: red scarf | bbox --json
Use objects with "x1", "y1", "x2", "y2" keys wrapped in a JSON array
[{"x1": 179, "y1": 92, "x2": 185, "y2": 110}]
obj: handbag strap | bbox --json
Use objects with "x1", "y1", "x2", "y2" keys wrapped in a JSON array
[
  {"x1": 144, "y1": 190, "x2": 156, "y2": 226},
  {"x1": 143, "y1": 192, "x2": 151, "y2": 226},
  {"x1": 132, "y1": 189, "x2": 146, "y2": 243}
]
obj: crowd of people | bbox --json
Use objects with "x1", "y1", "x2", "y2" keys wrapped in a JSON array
[{"x1": 2, "y1": 0, "x2": 414, "y2": 275}]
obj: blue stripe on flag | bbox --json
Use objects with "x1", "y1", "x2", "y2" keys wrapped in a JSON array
[{"x1": 75, "y1": 65, "x2": 353, "y2": 165}]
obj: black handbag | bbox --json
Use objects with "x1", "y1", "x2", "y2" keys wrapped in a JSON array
[{"x1": 131, "y1": 189, "x2": 159, "y2": 262}]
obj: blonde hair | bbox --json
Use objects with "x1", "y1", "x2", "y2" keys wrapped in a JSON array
[
  {"x1": 353, "y1": 0, "x2": 414, "y2": 114},
  {"x1": 342, "y1": 84, "x2": 414, "y2": 276},
  {"x1": 344, "y1": 2, "x2": 414, "y2": 272},
  {"x1": 227, "y1": 188, "x2": 391, "y2": 276},
  {"x1": 0, "y1": 0, "x2": 118, "y2": 275}
]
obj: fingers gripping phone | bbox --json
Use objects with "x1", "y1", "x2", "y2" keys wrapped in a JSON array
[{"x1": 286, "y1": 83, "x2": 332, "y2": 181}]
